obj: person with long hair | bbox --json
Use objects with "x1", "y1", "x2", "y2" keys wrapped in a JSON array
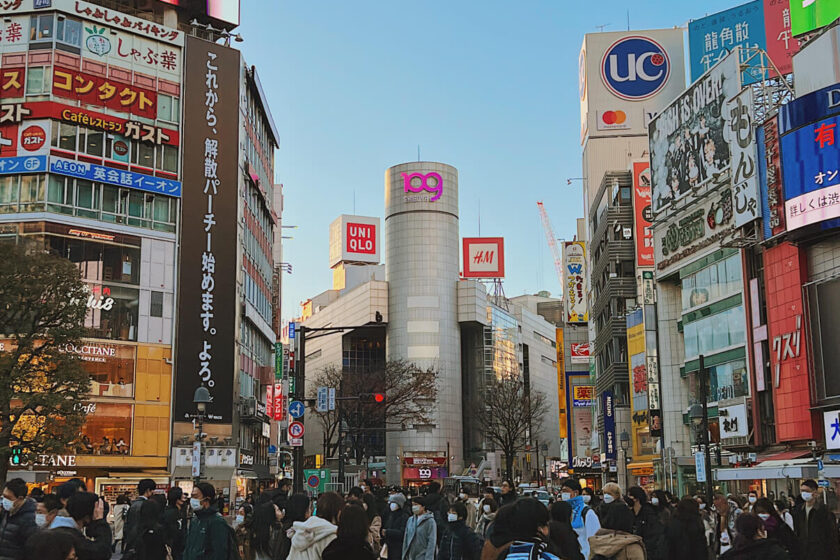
[
  {"x1": 112, "y1": 494, "x2": 131, "y2": 554},
  {"x1": 235, "y1": 503, "x2": 256, "y2": 560},
  {"x1": 664, "y1": 497, "x2": 708, "y2": 560},
  {"x1": 627, "y1": 486, "x2": 665, "y2": 560},
  {"x1": 720, "y1": 513, "x2": 789, "y2": 560},
  {"x1": 287, "y1": 492, "x2": 343, "y2": 560},
  {"x1": 650, "y1": 490, "x2": 672, "y2": 526},
  {"x1": 546, "y1": 501, "x2": 583, "y2": 560},
  {"x1": 244, "y1": 502, "x2": 285, "y2": 560},
  {"x1": 322, "y1": 504, "x2": 375, "y2": 560},
  {"x1": 361, "y1": 493, "x2": 382, "y2": 554},
  {"x1": 276, "y1": 493, "x2": 311, "y2": 560},
  {"x1": 162, "y1": 487, "x2": 187, "y2": 560},
  {"x1": 753, "y1": 498, "x2": 798, "y2": 559}
]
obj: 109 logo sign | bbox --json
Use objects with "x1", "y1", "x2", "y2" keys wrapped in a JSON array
[
  {"x1": 402, "y1": 171, "x2": 443, "y2": 202},
  {"x1": 601, "y1": 36, "x2": 670, "y2": 101}
]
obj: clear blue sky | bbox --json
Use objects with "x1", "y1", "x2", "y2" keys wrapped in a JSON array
[{"x1": 238, "y1": 0, "x2": 739, "y2": 322}]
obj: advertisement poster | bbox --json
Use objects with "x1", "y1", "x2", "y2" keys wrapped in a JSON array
[
  {"x1": 764, "y1": 0, "x2": 801, "y2": 75},
  {"x1": 563, "y1": 242, "x2": 588, "y2": 324},
  {"x1": 555, "y1": 328, "x2": 567, "y2": 439},
  {"x1": 790, "y1": 0, "x2": 840, "y2": 35},
  {"x1": 632, "y1": 161, "x2": 654, "y2": 267},
  {"x1": 650, "y1": 51, "x2": 741, "y2": 215},
  {"x1": 602, "y1": 390, "x2": 616, "y2": 461},
  {"x1": 728, "y1": 88, "x2": 761, "y2": 227},
  {"x1": 757, "y1": 117, "x2": 787, "y2": 237}
]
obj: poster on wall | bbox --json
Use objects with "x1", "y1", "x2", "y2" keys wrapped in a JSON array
[
  {"x1": 632, "y1": 161, "x2": 654, "y2": 267},
  {"x1": 649, "y1": 50, "x2": 741, "y2": 215},
  {"x1": 763, "y1": 0, "x2": 801, "y2": 75},
  {"x1": 563, "y1": 242, "x2": 588, "y2": 324}
]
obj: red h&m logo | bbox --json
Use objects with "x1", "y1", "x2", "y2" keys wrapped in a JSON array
[{"x1": 346, "y1": 223, "x2": 375, "y2": 254}]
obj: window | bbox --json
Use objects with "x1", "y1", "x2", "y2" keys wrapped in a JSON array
[
  {"x1": 29, "y1": 14, "x2": 53, "y2": 42},
  {"x1": 682, "y1": 254, "x2": 742, "y2": 312},
  {"x1": 57, "y1": 123, "x2": 77, "y2": 152},
  {"x1": 55, "y1": 16, "x2": 82, "y2": 47},
  {"x1": 150, "y1": 291, "x2": 164, "y2": 318},
  {"x1": 83, "y1": 128, "x2": 104, "y2": 157},
  {"x1": 682, "y1": 305, "x2": 747, "y2": 359},
  {"x1": 18, "y1": 175, "x2": 43, "y2": 212},
  {"x1": 157, "y1": 94, "x2": 180, "y2": 123},
  {"x1": 25, "y1": 67, "x2": 48, "y2": 95},
  {"x1": 157, "y1": 144, "x2": 178, "y2": 173},
  {"x1": 132, "y1": 141, "x2": 155, "y2": 167},
  {"x1": 0, "y1": 176, "x2": 18, "y2": 213}
]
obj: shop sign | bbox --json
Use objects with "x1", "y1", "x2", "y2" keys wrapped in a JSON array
[
  {"x1": 239, "y1": 450, "x2": 254, "y2": 468},
  {"x1": 402, "y1": 171, "x2": 443, "y2": 202},
  {"x1": 823, "y1": 409, "x2": 840, "y2": 450},
  {"x1": 0, "y1": 119, "x2": 50, "y2": 157},
  {"x1": 728, "y1": 88, "x2": 761, "y2": 227},
  {"x1": 329, "y1": 215, "x2": 380, "y2": 267},
  {"x1": 261, "y1": 422, "x2": 270, "y2": 438},
  {"x1": 602, "y1": 390, "x2": 616, "y2": 460},
  {"x1": 571, "y1": 455, "x2": 600, "y2": 469},
  {"x1": 31, "y1": 454, "x2": 77, "y2": 467},
  {"x1": 570, "y1": 343, "x2": 590, "y2": 364},
  {"x1": 0, "y1": 17, "x2": 26, "y2": 49},
  {"x1": 772, "y1": 314, "x2": 802, "y2": 387},
  {"x1": 0, "y1": 102, "x2": 28, "y2": 124},
  {"x1": 52, "y1": 67, "x2": 157, "y2": 120},
  {"x1": 67, "y1": 228, "x2": 115, "y2": 242},
  {"x1": 462, "y1": 237, "x2": 505, "y2": 278},
  {"x1": 402, "y1": 467, "x2": 447, "y2": 480},
  {"x1": 763, "y1": 0, "x2": 800, "y2": 76},
  {"x1": 563, "y1": 241, "x2": 588, "y2": 324},
  {"x1": 719, "y1": 401, "x2": 749, "y2": 438},
  {"x1": 572, "y1": 385, "x2": 594, "y2": 407},
  {"x1": 49, "y1": 156, "x2": 181, "y2": 197},
  {"x1": 632, "y1": 161, "x2": 654, "y2": 267},
  {"x1": 256, "y1": 400, "x2": 267, "y2": 416},
  {"x1": 758, "y1": 117, "x2": 786, "y2": 237},
  {"x1": 62, "y1": 343, "x2": 117, "y2": 363},
  {"x1": 82, "y1": 23, "x2": 180, "y2": 76},
  {"x1": 0, "y1": 154, "x2": 46, "y2": 175},
  {"x1": 0, "y1": 69, "x2": 24, "y2": 99},
  {"x1": 404, "y1": 457, "x2": 447, "y2": 466},
  {"x1": 273, "y1": 383, "x2": 284, "y2": 421}
]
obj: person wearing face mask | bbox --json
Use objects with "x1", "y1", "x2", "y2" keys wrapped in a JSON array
[
  {"x1": 35, "y1": 494, "x2": 61, "y2": 534},
  {"x1": 663, "y1": 497, "x2": 707, "y2": 560},
  {"x1": 720, "y1": 513, "x2": 789, "y2": 560},
  {"x1": 162, "y1": 487, "x2": 187, "y2": 560},
  {"x1": 46, "y1": 492, "x2": 112, "y2": 560},
  {"x1": 792, "y1": 479, "x2": 839, "y2": 560},
  {"x1": 559, "y1": 479, "x2": 600, "y2": 560},
  {"x1": 649, "y1": 490, "x2": 672, "y2": 527},
  {"x1": 546, "y1": 501, "x2": 583, "y2": 560},
  {"x1": 182, "y1": 482, "x2": 234, "y2": 560},
  {"x1": 626, "y1": 486, "x2": 665, "y2": 560},
  {"x1": 694, "y1": 496, "x2": 715, "y2": 559},
  {"x1": 383, "y1": 493, "x2": 410, "y2": 560},
  {"x1": 438, "y1": 502, "x2": 483, "y2": 560},
  {"x1": 235, "y1": 503, "x2": 255, "y2": 559},
  {"x1": 589, "y1": 482, "x2": 643, "y2": 560},
  {"x1": 596, "y1": 483, "x2": 634, "y2": 535},
  {"x1": 0, "y1": 478, "x2": 36, "y2": 560},
  {"x1": 753, "y1": 498, "x2": 797, "y2": 559},
  {"x1": 745, "y1": 491, "x2": 759, "y2": 513},
  {"x1": 474, "y1": 498, "x2": 496, "y2": 540},
  {"x1": 402, "y1": 497, "x2": 436, "y2": 560},
  {"x1": 713, "y1": 493, "x2": 743, "y2": 557},
  {"x1": 580, "y1": 487, "x2": 600, "y2": 512}
]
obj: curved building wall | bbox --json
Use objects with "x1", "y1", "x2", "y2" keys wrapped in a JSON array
[{"x1": 384, "y1": 162, "x2": 462, "y2": 482}]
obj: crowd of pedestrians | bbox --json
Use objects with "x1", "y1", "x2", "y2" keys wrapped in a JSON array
[{"x1": 2, "y1": 476, "x2": 839, "y2": 560}]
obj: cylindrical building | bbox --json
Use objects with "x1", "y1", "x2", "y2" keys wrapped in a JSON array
[{"x1": 385, "y1": 162, "x2": 462, "y2": 483}]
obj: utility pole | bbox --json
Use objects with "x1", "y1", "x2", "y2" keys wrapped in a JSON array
[
  {"x1": 699, "y1": 355, "x2": 714, "y2": 505},
  {"x1": 293, "y1": 326, "x2": 307, "y2": 493}
]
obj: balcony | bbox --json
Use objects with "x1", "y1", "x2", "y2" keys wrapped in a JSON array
[{"x1": 239, "y1": 397, "x2": 267, "y2": 425}]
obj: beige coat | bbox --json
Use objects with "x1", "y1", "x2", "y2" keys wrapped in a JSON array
[{"x1": 588, "y1": 529, "x2": 646, "y2": 560}]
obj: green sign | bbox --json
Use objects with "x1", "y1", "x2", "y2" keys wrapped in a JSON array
[
  {"x1": 303, "y1": 469, "x2": 331, "y2": 494},
  {"x1": 274, "y1": 342, "x2": 283, "y2": 380},
  {"x1": 791, "y1": 0, "x2": 840, "y2": 36}
]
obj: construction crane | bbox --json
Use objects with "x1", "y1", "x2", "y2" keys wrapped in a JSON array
[{"x1": 537, "y1": 201, "x2": 564, "y2": 296}]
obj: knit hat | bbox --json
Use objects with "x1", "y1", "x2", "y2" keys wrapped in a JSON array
[{"x1": 388, "y1": 493, "x2": 407, "y2": 508}]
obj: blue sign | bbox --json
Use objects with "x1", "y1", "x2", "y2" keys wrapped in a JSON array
[
  {"x1": 695, "y1": 451, "x2": 707, "y2": 483},
  {"x1": 49, "y1": 156, "x2": 182, "y2": 197},
  {"x1": 688, "y1": 0, "x2": 766, "y2": 85},
  {"x1": 289, "y1": 322, "x2": 296, "y2": 339},
  {"x1": 756, "y1": 123, "x2": 772, "y2": 239},
  {"x1": 818, "y1": 459, "x2": 825, "y2": 471},
  {"x1": 0, "y1": 155, "x2": 47, "y2": 175},
  {"x1": 316, "y1": 387, "x2": 328, "y2": 413},
  {"x1": 602, "y1": 390, "x2": 616, "y2": 461},
  {"x1": 779, "y1": 82, "x2": 840, "y2": 135},
  {"x1": 601, "y1": 36, "x2": 670, "y2": 101},
  {"x1": 34, "y1": 0, "x2": 52, "y2": 8},
  {"x1": 819, "y1": 479, "x2": 830, "y2": 487},
  {"x1": 288, "y1": 400, "x2": 305, "y2": 419},
  {"x1": 268, "y1": 445, "x2": 277, "y2": 454}
]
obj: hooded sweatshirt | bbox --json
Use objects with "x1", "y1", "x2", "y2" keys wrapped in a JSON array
[
  {"x1": 588, "y1": 529, "x2": 646, "y2": 560},
  {"x1": 287, "y1": 516, "x2": 338, "y2": 560}
]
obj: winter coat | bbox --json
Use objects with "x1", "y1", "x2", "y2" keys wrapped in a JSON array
[
  {"x1": 135, "y1": 526, "x2": 170, "y2": 560},
  {"x1": 322, "y1": 536, "x2": 376, "y2": 560},
  {"x1": 588, "y1": 529, "x2": 646, "y2": 560},
  {"x1": 51, "y1": 519, "x2": 113, "y2": 560},
  {"x1": 439, "y1": 520, "x2": 483, "y2": 560},
  {"x1": 402, "y1": 513, "x2": 436, "y2": 560},
  {"x1": 182, "y1": 506, "x2": 232, "y2": 560},
  {"x1": 497, "y1": 493, "x2": 517, "y2": 508},
  {"x1": 547, "y1": 520, "x2": 583, "y2": 560},
  {"x1": 792, "y1": 502, "x2": 839, "y2": 560},
  {"x1": 762, "y1": 515, "x2": 799, "y2": 560},
  {"x1": 631, "y1": 504, "x2": 665, "y2": 560},
  {"x1": 384, "y1": 507, "x2": 411, "y2": 560},
  {"x1": 124, "y1": 497, "x2": 148, "y2": 550},
  {"x1": 475, "y1": 514, "x2": 495, "y2": 540},
  {"x1": 369, "y1": 514, "x2": 382, "y2": 553},
  {"x1": 113, "y1": 503, "x2": 130, "y2": 541},
  {"x1": 0, "y1": 497, "x2": 36, "y2": 560},
  {"x1": 664, "y1": 516, "x2": 707, "y2": 560},
  {"x1": 162, "y1": 505, "x2": 187, "y2": 560},
  {"x1": 719, "y1": 538, "x2": 790, "y2": 560},
  {"x1": 287, "y1": 516, "x2": 338, "y2": 560}
]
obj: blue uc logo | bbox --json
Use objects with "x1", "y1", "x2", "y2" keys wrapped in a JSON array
[{"x1": 601, "y1": 36, "x2": 670, "y2": 101}]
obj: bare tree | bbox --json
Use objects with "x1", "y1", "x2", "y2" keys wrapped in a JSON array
[{"x1": 476, "y1": 375, "x2": 548, "y2": 480}]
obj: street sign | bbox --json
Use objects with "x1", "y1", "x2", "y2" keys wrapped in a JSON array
[
  {"x1": 317, "y1": 387, "x2": 328, "y2": 413},
  {"x1": 695, "y1": 451, "x2": 707, "y2": 483},
  {"x1": 289, "y1": 322, "x2": 296, "y2": 339},
  {"x1": 307, "y1": 474, "x2": 320, "y2": 488},
  {"x1": 819, "y1": 479, "x2": 830, "y2": 487},
  {"x1": 288, "y1": 421, "x2": 305, "y2": 439},
  {"x1": 818, "y1": 459, "x2": 825, "y2": 471},
  {"x1": 191, "y1": 442, "x2": 201, "y2": 478},
  {"x1": 289, "y1": 400, "x2": 305, "y2": 419},
  {"x1": 328, "y1": 388, "x2": 336, "y2": 411},
  {"x1": 290, "y1": 438, "x2": 303, "y2": 447}
]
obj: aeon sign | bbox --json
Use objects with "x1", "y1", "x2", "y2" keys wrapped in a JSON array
[
  {"x1": 402, "y1": 172, "x2": 443, "y2": 202},
  {"x1": 601, "y1": 36, "x2": 670, "y2": 101}
]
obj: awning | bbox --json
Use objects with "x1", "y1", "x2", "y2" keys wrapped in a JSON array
[
  {"x1": 715, "y1": 459, "x2": 819, "y2": 481},
  {"x1": 757, "y1": 450, "x2": 812, "y2": 463},
  {"x1": 172, "y1": 466, "x2": 236, "y2": 481}
]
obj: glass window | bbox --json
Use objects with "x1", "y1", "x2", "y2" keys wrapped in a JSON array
[
  {"x1": 30, "y1": 14, "x2": 53, "y2": 41},
  {"x1": 157, "y1": 94, "x2": 172, "y2": 122},
  {"x1": 101, "y1": 185, "x2": 120, "y2": 214},
  {"x1": 0, "y1": 176, "x2": 17, "y2": 212},
  {"x1": 84, "y1": 284, "x2": 139, "y2": 341},
  {"x1": 59, "y1": 123, "x2": 77, "y2": 151},
  {"x1": 150, "y1": 291, "x2": 163, "y2": 318},
  {"x1": 158, "y1": 144, "x2": 178, "y2": 173},
  {"x1": 726, "y1": 256, "x2": 742, "y2": 295},
  {"x1": 134, "y1": 142, "x2": 154, "y2": 167},
  {"x1": 73, "y1": 402, "x2": 133, "y2": 455},
  {"x1": 84, "y1": 129, "x2": 104, "y2": 157},
  {"x1": 75, "y1": 180, "x2": 95, "y2": 209},
  {"x1": 25, "y1": 67, "x2": 45, "y2": 95},
  {"x1": 19, "y1": 175, "x2": 43, "y2": 211},
  {"x1": 57, "y1": 17, "x2": 81, "y2": 46}
]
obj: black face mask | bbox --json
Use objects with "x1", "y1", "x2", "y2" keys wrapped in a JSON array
[{"x1": 625, "y1": 497, "x2": 635, "y2": 508}]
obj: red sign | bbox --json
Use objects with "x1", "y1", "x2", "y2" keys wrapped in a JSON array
[
  {"x1": 0, "y1": 69, "x2": 24, "y2": 99},
  {"x1": 266, "y1": 384, "x2": 274, "y2": 419},
  {"x1": 346, "y1": 222, "x2": 376, "y2": 254},
  {"x1": 20, "y1": 125, "x2": 45, "y2": 152},
  {"x1": 632, "y1": 162, "x2": 654, "y2": 267},
  {"x1": 288, "y1": 421, "x2": 304, "y2": 439},
  {"x1": 462, "y1": 237, "x2": 505, "y2": 278},
  {"x1": 764, "y1": 0, "x2": 801, "y2": 77},
  {"x1": 570, "y1": 343, "x2": 590, "y2": 363},
  {"x1": 274, "y1": 383, "x2": 284, "y2": 421},
  {"x1": 402, "y1": 467, "x2": 448, "y2": 480},
  {"x1": 52, "y1": 67, "x2": 157, "y2": 119},
  {"x1": 404, "y1": 457, "x2": 447, "y2": 466}
]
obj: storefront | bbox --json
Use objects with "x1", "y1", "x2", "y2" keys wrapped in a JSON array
[{"x1": 401, "y1": 455, "x2": 448, "y2": 488}]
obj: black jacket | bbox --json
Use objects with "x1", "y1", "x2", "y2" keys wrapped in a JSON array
[
  {"x1": 162, "y1": 505, "x2": 187, "y2": 559},
  {"x1": 720, "y1": 538, "x2": 790, "y2": 560},
  {"x1": 51, "y1": 519, "x2": 113, "y2": 560},
  {"x1": 322, "y1": 537, "x2": 376, "y2": 560},
  {"x1": 439, "y1": 520, "x2": 483, "y2": 560},
  {"x1": 763, "y1": 515, "x2": 799, "y2": 560},
  {"x1": 497, "y1": 493, "x2": 517, "y2": 508},
  {"x1": 136, "y1": 526, "x2": 170, "y2": 560},
  {"x1": 383, "y1": 506, "x2": 410, "y2": 560},
  {"x1": 792, "y1": 501, "x2": 839, "y2": 560},
  {"x1": 0, "y1": 498, "x2": 36, "y2": 560},
  {"x1": 664, "y1": 515, "x2": 707, "y2": 560},
  {"x1": 124, "y1": 497, "x2": 147, "y2": 549},
  {"x1": 631, "y1": 504, "x2": 665, "y2": 560},
  {"x1": 599, "y1": 501, "x2": 634, "y2": 533}
]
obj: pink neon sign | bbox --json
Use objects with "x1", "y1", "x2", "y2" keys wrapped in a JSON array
[{"x1": 402, "y1": 171, "x2": 443, "y2": 202}]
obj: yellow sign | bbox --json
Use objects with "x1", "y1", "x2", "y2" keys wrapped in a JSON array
[{"x1": 556, "y1": 328, "x2": 567, "y2": 439}]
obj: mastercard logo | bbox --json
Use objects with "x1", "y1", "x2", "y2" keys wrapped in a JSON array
[{"x1": 601, "y1": 110, "x2": 626, "y2": 125}]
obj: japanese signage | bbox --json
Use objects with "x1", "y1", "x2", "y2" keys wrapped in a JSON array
[
  {"x1": 649, "y1": 50, "x2": 740, "y2": 215},
  {"x1": 0, "y1": 154, "x2": 46, "y2": 174},
  {"x1": 563, "y1": 241, "x2": 588, "y2": 324},
  {"x1": 789, "y1": 0, "x2": 840, "y2": 35},
  {"x1": 462, "y1": 237, "x2": 505, "y2": 278},
  {"x1": 404, "y1": 457, "x2": 447, "y2": 466},
  {"x1": 572, "y1": 385, "x2": 594, "y2": 407},
  {"x1": 823, "y1": 409, "x2": 840, "y2": 450},
  {"x1": 719, "y1": 401, "x2": 749, "y2": 438},
  {"x1": 728, "y1": 88, "x2": 761, "y2": 227},
  {"x1": 52, "y1": 66, "x2": 157, "y2": 119},
  {"x1": 632, "y1": 161, "x2": 654, "y2": 267},
  {"x1": 568, "y1": 375, "x2": 594, "y2": 460},
  {"x1": 174, "y1": 36, "x2": 240, "y2": 424},
  {"x1": 758, "y1": 117, "x2": 787, "y2": 237},
  {"x1": 274, "y1": 383, "x2": 284, "y2": 421},
  {"x1": 82, "y1": 24, "x2": 180, "y2": 77},
  {"x1": 602, "y1": 390, "x2": 616, "y2": 461},
  {"x1": 555, "y1": 328, "x2": 567, "y2": 440},
  {"x1": 688, "y1": 1, "x2": 766, "y2": 85},
  {"x1": 328, "y1": 215, "x2": 380, "y2": 267},
  {"x1": 626, "y1": 307, "x2": 649, "y2": 460},
  {"x1": 0, "y1": 70, "x2": 24, "y2": 99},
  {"x1": 0, "y1": 119, "x2": 50, "y2": 157},
  {"x1": 49, "y1": 156, "x2": 181, "y2": 196},
  {"x1": 570, "y1": 342, "x2": 590, "y2": 364},
  {"x1": 764, "y1": 0, "x2": 801, "y2": 75},
  {"x1": 0, "y1": 17, "x2": 26, "y2": 54}
]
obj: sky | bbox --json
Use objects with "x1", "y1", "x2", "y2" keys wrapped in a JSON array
[{"x1": 237, "y1": 0, "x2": 740, "y2": 322}]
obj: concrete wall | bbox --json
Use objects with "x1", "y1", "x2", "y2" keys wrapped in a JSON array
[{"x1": 655, "y1": 281, "x2": 690, "y2": 457}]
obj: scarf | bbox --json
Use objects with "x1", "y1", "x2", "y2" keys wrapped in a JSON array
[{"x1": 568, "y1": 496, "x2": 586, "y2": 529}]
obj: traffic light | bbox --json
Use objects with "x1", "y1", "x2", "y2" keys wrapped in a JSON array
[
  {"x1": 360, "y1": 393, "x2": 386, "y2": 404},
  {"x1": 10, "y1": 447, "x2": 22, "y2": 466}
]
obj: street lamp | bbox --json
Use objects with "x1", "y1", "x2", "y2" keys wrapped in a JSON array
[
  {"x1": 619, "y1": 430, "x2": 630, "y2": 491},
  {"x1": 193, "y1": 385, "x2": 212, "y2": 484}
]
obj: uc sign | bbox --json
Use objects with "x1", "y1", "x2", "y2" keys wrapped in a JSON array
[{"x1": 601, "y1": 36, "x2": 670, "y2": 101}]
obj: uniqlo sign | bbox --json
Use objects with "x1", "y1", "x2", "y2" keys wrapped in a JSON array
[
  {"x1": 329, "y1": 215, "x2": 380, "y2": 266},
  {"x1": 347, "y1": 222, "x2": 375, "y2": 254}
]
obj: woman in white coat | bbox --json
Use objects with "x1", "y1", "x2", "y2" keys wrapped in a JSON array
[{"x1": 287, "y1": 492, "x2": 344, "y2": 560}]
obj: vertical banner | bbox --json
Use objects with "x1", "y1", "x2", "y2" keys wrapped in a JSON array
[
  {"x1": 266, "y1": 384, "x2": 274, "y2": 419},
  {"x1": 632, "y1": 161, "x2": 654, "y2": 267},
  {"x1": 563, "y1": 242, "x2": 588, "y2": 324},
  {"x1": 763, "y1": 0, "x2": 800, "y2": 75},
  {"x1": 275, "y1": 342, "x2": 283, "y2": 380},
  {"x1": 174, "y1": 36, "x2": 240, "y2": 423},
  {"x1": 728, "y1": 88, "x2": 761, "y2": 227},
  {"x1": 602, "y1": 390, "x2": 616, "y2": 461},
  {"x1": 555, "y1": 328, "x2": 567, "y2": 439}
]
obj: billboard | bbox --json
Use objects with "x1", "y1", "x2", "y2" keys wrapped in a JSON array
[
  {"x1": 328, "y1": 215, "x2": 380, "y2": 267},
  {"x1": 174, "y1": 36, "x2": 240, "y2": 424},
  {"x1": 649, "y1": 51, "x2": 741, "y2": 215},
  {"x1": 568, "y1": 378, "x2": 594, "y2": 461},
  {"x1": 688, "y1": 1, "x2": 766, "y2": 85},
  {"x1": 758, "y1": 117, "x2": 787, "y2": 238},
  {"x1": 570, "y1": 342, "x2": 590, "y2": 364},
  {"x1": 579, "y1": 29, "x2": 686, "y2": 143},
  {"x1": 764, "y1": 0, "x2": 801, "y2": 75},
  {"x1": 728, "y1": 88, "x2": 761, "y2": 228},
  {"x1": 563, "y1": 241, "x2": 588, "y2": 324},
  {"x1": 462, "y1": 237, "x2": 505, "y2": 278},
  {"x1": 555, "y1": 328, "x2": 567, "y2": 440},
  {"x1": 632, "y1": 161, "x2": 654, "y2": 267},
  {"x1": 602, "y1": 390, "x2": 616, "y2": 461},
  {"x1": 790, "y1": 0, "x2": 840, "y2": 35}
]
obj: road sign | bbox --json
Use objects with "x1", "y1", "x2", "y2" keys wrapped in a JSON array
[
  {"x1": 819, "y1": 479, "x2": 830, "y2": 487},
  {"x1": 328, "y1": 388, "x2": 336, "y2": 411},
  {"x1": 695, "y1": 451, "x2": 707, "y2": 483},
  {"x1": 317, "y1": 387, "x2": 328, "y2": 413},
  {"x1": 289, "y1": 322, "x2": 296, "y2": 339},
  {"x1": 307, "y1": 474, "x2": 320, "y2": 488},
  {"x1": 290, "y1": 438, "x2": 303, "y2": 447},
  {"x1": 289, "y1": 400, "x2": 305, "y2": 419},
  {"x1": 288, "y1": 421, "x2": 305, "y2": 439},
  {"x1": 818, "y1": 459, "x2": 825, "y2": 471}
]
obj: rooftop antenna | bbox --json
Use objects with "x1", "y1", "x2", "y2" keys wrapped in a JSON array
[
  {"x1": 417, "y1": 145, "x2": 421, "y2": 162},
  {"x1": 596, "y1": 23, "x2": 610, "y2": 32},
  {"x1": 627, "y1": 10, "x2": 630, "y2": 31}
]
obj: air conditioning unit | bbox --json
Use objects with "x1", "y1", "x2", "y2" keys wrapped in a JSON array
[{"x1": 747, "y1": 453, "x2": 757, "y2": 463}]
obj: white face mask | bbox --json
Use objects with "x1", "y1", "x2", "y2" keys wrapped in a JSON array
[
  {"x1": 651, "y1": 498, "x2": 660, "y2": 506},
  {"x1": 235, "y1": 515, "x2": 244, "y2": 525},
  {"x1": 1, "y1": 498, "x2": 13, "y2": 511},
  {"x1": 458, "y1": 493, "x2": 466, "y2": 500},
  {"x1": 411, "y1": 505, "x2": 421, "y2": 515},
  {"x1": 602, "y1": 494, "x2": 615, "y2": 504},
  {"x1": 447, "y1": 513, "x2": 458, "y2": 522},
  {"x1": 699, "y1": 503, "x2": 706, "y2": 510},
  {"x1": 360, "y1": 486, "x2": 366, "y2": 492},
  {"x1": 561, "y1": 493, "x2": 572, "y2": 502},
  {"x1": 582, "y1": 495, "x2": 591, "y2": 504},
  {"x1": 748, "y1": 496, "x2": 757, "y2": 504},
  {"x1": 35, "y1": 513, "x2": 47, "y2": 528},
  {"x1": 190, "y1": 498, "x2": 203, "y2": 511},
  {"x1": 758, "y1": 513, "x2": 770, "y2": 521},
  {"x1": 389, "y1": 502, "x2": 399, "y2": 512},
  {"x1": 482, "y1": 504, "x2": 491, "y2": 513},
  {"x1": 801, "y1": 492, "x2": 813, "y2": 502}
]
